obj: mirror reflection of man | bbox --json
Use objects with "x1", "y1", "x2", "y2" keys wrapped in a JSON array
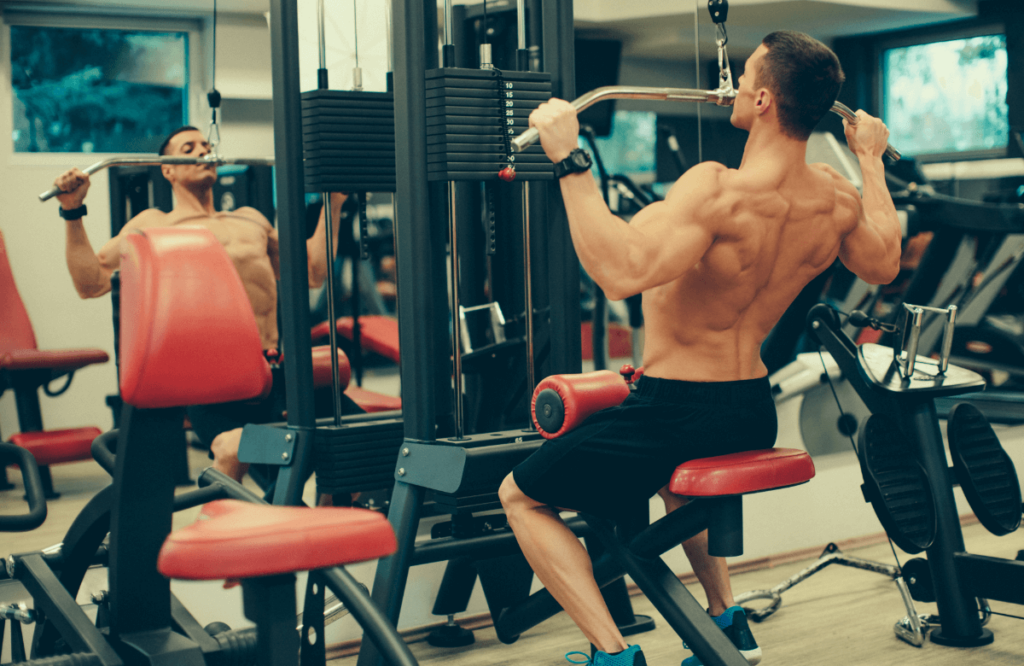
[{"x1": 54, "y1": 126, "x2": 354, "y2": 482}]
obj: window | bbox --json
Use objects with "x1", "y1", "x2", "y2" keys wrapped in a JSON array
[
  {"x1": 881, "y1": 30, "x2": 1009, "y2": 160},
  {"x1": 11, "y1": 26, "x2": 189, "y2": 153}
]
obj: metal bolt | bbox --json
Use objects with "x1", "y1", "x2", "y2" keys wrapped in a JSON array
[
  {"x1": 812, "y1": 321, "x2": 820, "y2": 329},
  {"x1": 282, "y1": 452, "x2": 290, "y2": 461},
  {"x1": 543, "y1": 405, "x2": 552, "y2": 418},
  {"x1": 909, "y1": 577, "x2": 916, "y2": 585},
  {"x1": 285, "y1": 433, "x2": 293, "y2": 442},
  {"x1": 397, "y1": 468, "x2": 406, "y2": 476},
  {"x1": 402, "y1": 448, "x2": 410, "y2": 456}
]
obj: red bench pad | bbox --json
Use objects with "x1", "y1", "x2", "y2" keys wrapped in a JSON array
[
  {"x1": 0, "y1": 349, "x2": 109, "y2": 373},
  {"x1": 158, "y1": 500, "x2": 397, "y2": 580},
  {"x1": 345, "y1": 386, "x2": 402, "y2": 413},
  {"x1": 311, "y1": 316, "x2": 400, "y2": 364},
  {"x1": 9, "y1": 427, "x2": 102, "y2": 465},
  {"x1": 119, "y1": 228, "x2": 272, "y2": 409},
  {"x1": 669, "y1": 448, "x2": 815, "y2": 497}
]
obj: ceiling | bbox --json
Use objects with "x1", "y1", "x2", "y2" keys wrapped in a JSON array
[{"x1": 1, "y1": 0, "x2": 979, "y2": 59}]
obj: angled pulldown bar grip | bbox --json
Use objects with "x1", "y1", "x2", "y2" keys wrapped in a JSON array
[{"x1": 511, "y1": 87, "x2": 901, "y2": 162}]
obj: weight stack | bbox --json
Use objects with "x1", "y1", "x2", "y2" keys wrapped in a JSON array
[
  {"x1": 426, "y1": 68, "x2": 554, "y2": 182},
  {"x1": 301, "y1": 90, "x2": 397, "y2": 193}
]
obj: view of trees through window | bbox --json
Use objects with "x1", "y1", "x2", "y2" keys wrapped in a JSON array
[
  {"x1": 884, "y1": 34, "x2": 1009, "y2": 158},
  {"x1": 11, "y1": 26, "x2": 188, "y2": 153}
]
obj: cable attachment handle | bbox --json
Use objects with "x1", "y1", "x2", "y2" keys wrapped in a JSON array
[
  {"x1": 715, "y1": 27, "x2": 734, "y2": 94},
  {"x1": 893, "y1": 303, "x2": 958, "y2": 380}
]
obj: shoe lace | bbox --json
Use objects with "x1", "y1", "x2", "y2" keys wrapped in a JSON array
[{"x1": 565, "y1": 651, "x2": 593, "y2": 664}]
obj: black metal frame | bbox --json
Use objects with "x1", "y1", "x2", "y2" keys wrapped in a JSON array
[{"x1": 808, "y1": 304, "x2": 1024, "y2": 647}]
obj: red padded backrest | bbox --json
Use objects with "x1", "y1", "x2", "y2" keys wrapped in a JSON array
[
  {"x1": 119, "y1": 227, "x2": 272, "y2": 409},
  {"x1": 0, "y1": 230, "x2": 38, "y2": 354}
]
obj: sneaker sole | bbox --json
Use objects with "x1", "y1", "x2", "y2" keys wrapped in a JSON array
[{"x1": 741, "y1": 646, "x2": 762, "y2": 666}]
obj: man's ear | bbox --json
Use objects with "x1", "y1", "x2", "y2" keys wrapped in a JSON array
[
  {"x1": 754, "y1": 89, "x2": 772, "y2": 116},
  {"x1": 161, "y1": 164, "x2": 173, "y2": 183}
]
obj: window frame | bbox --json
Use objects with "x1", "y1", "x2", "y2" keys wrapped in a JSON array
[
  {"x1": 3, "y1": 11, "x2": 205, "y2": 164},
  {"x1": 873, "y1": 19, "x2": 1009, "y2": 164}
]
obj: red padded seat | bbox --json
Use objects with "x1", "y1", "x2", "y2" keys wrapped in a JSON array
[
  {"x1": 669, "y1": 448, "x2": 815, "y2": 497},
  {"x1": 158, "y1": 500, "x2": 397, "y2": 580},
  {"x1": 8, "y1": 427, "x2": 102, "y2": 466},
  {"x1": 119, "y1": 228, "x2": 272, "y2": 409},
  {"x1": 311, "y1": 315, "x2": 400, "y2": 364},
  {"x1": 0, "y1": 348, "x2": 109, "y2": 373},
  {"x1": 345, "y1": 386, "x2": 402, "y2": 413}
]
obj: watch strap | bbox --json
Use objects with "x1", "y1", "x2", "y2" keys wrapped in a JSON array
[
  {"x1": 554, "y1": 149, "x2": 592, "y2": 179},
  {"x1": 59, "y1": 205, "x2": 88, "y2": 220}
]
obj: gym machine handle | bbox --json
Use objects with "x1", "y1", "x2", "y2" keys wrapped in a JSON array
[
  {"x1": 510, "y1": 86, "x2": 901, "y2": 163},
  {"x1": 0, "y1": 443, "x2": 47, "y2": 532},
  {"x1": 38, "y1": 155, "x2": 275, "y2": 202}
]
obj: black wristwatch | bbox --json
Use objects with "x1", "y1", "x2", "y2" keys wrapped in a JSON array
[
  {"x1": 553, "y1": 148, "x2": 593, "y2": 179},
  {"x1": 59, "y1": 205, "x2": 88, "y2": 220}
]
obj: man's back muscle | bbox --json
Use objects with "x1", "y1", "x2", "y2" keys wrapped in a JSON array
[{"x1": 642, "y1": 163, "x2": 858, "y2": 382}]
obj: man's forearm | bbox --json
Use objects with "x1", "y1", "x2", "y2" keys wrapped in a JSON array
[
  {"x1": 559, "y1": 172, "x2": 633, "y2": 295},
  {"x1": 65, "y1": 220, "x2": 111, "y2": 298},
  {"x1": 859, "y1": 157, "x2": 902, "y2": 252}
]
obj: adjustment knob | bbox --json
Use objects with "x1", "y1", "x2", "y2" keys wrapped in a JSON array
[{"x1": 619, "y1": 364, "x2": 636, "y2": 383}]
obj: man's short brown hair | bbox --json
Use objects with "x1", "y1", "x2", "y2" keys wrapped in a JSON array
[
  {"x1": 757, "y1": 31, "x2": 845, "y2": 141},
  {"x1": 158, "y1": 125, "x2": 200, "y2": 156}
]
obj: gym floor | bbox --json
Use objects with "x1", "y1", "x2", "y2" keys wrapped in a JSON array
[{"x1": 3, "y1": 421, "x2": 1023, "y2": 666}]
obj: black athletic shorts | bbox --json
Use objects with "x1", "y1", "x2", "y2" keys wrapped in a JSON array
[
  {"x1": 512, "y1": 374, "x2": 778, "y2": 520},
  {"x1": 186, "y1": 362, "x2": 365, "y2": 453}
]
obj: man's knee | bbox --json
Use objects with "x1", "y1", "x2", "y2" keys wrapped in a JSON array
[
  {"x1": 210, "y1": 428, "x2": 243, "y2": 463},
  {"x1": 499, "y1": 472, "x2": 522, "y2": 510}
]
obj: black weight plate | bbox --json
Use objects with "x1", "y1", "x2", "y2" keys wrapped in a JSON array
[
  {"x1": 425, "y1": 67, "x2": 552, "y2": 82},
  {"x1": 426, "y1": 125, "x2": 521, "y2": 136},
  {"x1": 301, "y1": 99, "x2": 396, "y2": 112},
  {"x1": 302, "y1": 144, "x2": 396, "y2": 155},
  {"x1": 303, "y1": 153, "x2": 396, "y2": 164},
  {"x1": 427, "y1": 171, "x2": 554, "y2": 182},
  {"x1": 426, "y1": 153, "x2": 550, "y2": 164},
  {"x1": 425, "y1": 79, "x2": 552, "y2": 93},
  {"x1": 427, "y1": 107, "x2": 535, "y2": 119},
  {"x1": 304, "y1": 125, "x2": 396, "y2": 136},
  {"x1": 426, "y1": 88, "x2": 551, "y2": 102},
  {"x1": 305, "y1": 183, "x2": 397, "y2": 193},
  {"x1": 303, "y1": 115, "x2": 395, "y2": 126},
  {"x1": 301, "y1": 89, "x2": 393, "y2": 100}
]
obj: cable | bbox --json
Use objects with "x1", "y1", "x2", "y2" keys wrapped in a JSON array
[
  {"x1": 693, "y1": 0, "x2": 702, "y2": 164},
  {"x1": 353, "y1": 0, "x2": 359, "y2": 69}
]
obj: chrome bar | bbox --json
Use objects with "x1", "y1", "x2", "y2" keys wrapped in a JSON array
[
  {"x1": 522, "y1": 182, "x2": 536, "y2": 419},
  {"x1": 510, "y1": 86, "x2": 901, "y2": 162},
  {"x1": 39, "y1": 156, "x2": 275, "y2": 202},
  {"x1": 905, "y1": 307, "x2": 924, "y2": 378},
  {"x1": 444, "y1": 0, "x2": 453, "y2": 46},
  {"x1": 323, "y1": 193, "x2": 344, "y2": 426},
  {"x1": 317, "y1": 0, "x2": 326, "y2": 70},
  {"x1": 448, "y1": 182, "x2": 465, "y2": 438},
  {"x1": 939, "y1": 305, "x2": 958, "y2": 374},
  {"x1": 517, "y1": 0, "x2": 526, "y2": 51}
]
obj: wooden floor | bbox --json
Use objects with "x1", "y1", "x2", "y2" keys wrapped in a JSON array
[
  {"x1": 4, "y1": 452, "x2": 1024, "y2": 666},
  {"x1": 352, "y1": 524, "x2": 1024, "y2": 666}
]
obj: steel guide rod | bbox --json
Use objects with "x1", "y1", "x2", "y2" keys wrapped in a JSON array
[
  {"x1": 517, "y1": 0, "x2": 537, "y2": 419},
  {"x1": 38, "y1": 156, "x2": 275, "y2": 202},
  {"x1": 511, "y1": 87, "x2": 901, "y2": 162},
  {"x1": 317, "y1": 0, "x2": 345, "y2": 427},
  {"x1": 449, "y1": 182, "x2": 466, "y2": 439}
]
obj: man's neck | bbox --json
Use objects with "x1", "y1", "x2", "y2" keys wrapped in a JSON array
[
  {"x1": 172, "y1": 184, "x2": 216, "y2": 215},
  {"x1": 738, "y1": 122, "x2": 808, "y2": 172}
]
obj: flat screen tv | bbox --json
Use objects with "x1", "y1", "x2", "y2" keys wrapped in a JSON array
[{"x1": 881, "y1": 29, "x2": 1009, "y2": 161}]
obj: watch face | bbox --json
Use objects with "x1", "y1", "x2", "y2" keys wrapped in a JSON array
[{"x1": 572, "y1": 151, "x2": 591, "y2": 169}]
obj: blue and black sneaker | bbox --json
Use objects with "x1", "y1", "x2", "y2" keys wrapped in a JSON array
[
  {"x1": 681, "y1": 606, "x2": 761, "y2": 666},
  {"x1": 565, "y1": 644, "x2": 647, "y2": 666}
]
